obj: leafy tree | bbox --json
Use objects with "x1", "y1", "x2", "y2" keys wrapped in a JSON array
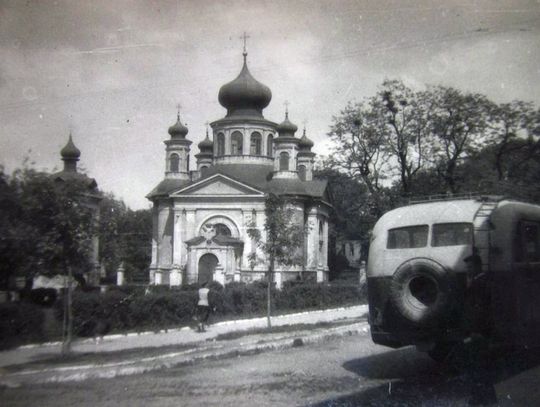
[
  {"x1": 488, "y1": 101, "x2": 540, "y2": 181},
  {"x1": 247, "y1": 194, "x2": 305, "y2": 328},
  {"x1": 427, "y1": 86, "x2": 493, "y2": 193},
  {"x1": 0, "y1": 166, "x2": 97, "y2": 289},
  {"x1": 327, "y1": 101, "x2": 389, "y2": 194},
  {"x1": 99, "y1": 195, "x2": 151, "y2": 283},
  {"x1": 376, "y1": 80, "x2": 432, "y2": 193}
]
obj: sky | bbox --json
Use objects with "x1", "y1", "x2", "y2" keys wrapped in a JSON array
[{"x1": 1, "y1": 0, "x2": 539, "y2": 209}]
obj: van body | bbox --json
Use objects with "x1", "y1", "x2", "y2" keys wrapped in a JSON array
[{"x1": 367, "y1": 197, "x2": 540, "y2": 353}]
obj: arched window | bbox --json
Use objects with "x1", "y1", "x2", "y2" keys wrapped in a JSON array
[
  {"x1": 298, "y1": 165, "x2": 306, "y2": 181},
  {"x1": 217, "y1": 133, "x2": 225, "y2": 156},
  {"x1": 214, "y1": 223, "x2": 231, "y2": 237},
  {"x1": 231, "y1": 131, "x2": 243, "y2": 155},
  {"x1": 279, "y1": 152, "x2": 289, "y2": 171},
  {"x1": 267, "y1": 134, "x2": 273, "y2": 157},
  {"x1": 170, "y1": 153, "x2": 180, "y2": 172},
  {"x1": 250, "y1": 132, "x2": 262, "y2": 155}
]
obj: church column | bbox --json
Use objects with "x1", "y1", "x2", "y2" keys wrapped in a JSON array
[
  {"x1": 318, "y1": 217, "x2": 329, "y2": 282},
  {"x1": 306, "y1": 208, "x2": 319, "y2": 271},
  {"x1": 172, "y1": 209, "x2": 183, "y2": 266},
  {"x1": 224, "y1": 129, "x2": 231, "y2": 155},
  {"x1": 149, "y1": 205, "x2": 159, "y2": 284},
  {"x1": 243, "y1": 129, "x2": 249, "y2": 156},
  {"x1": 185, "y1": 210, "x2": 197, "y2": 283}
]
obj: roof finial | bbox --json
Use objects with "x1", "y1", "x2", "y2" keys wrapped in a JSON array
[
  {"x1": 284, "y1": 100, "x2": 290, "y2": 118},
  {"x1": 241, "y1": 31, "x2": 250, "y2": 61},
  {"x1": 176, "y1": 103, "x2": 181, "y2": 121},
  {"x1": 205, "y1": 121, "x2": 210, "y2": 138},
  {"x1": 302, "y1": 119, "x2": 308, "y2": 136}
]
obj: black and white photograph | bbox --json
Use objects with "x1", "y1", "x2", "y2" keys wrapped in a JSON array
[{"x1": 0, "y1": 0, "x2": 539, "y2": 405}]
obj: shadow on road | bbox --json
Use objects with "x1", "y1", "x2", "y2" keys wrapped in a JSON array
[{"x1": 307, "y1": 344, "x2": 540, "y2": 407}]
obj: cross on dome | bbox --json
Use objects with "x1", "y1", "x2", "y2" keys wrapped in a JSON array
[{"x1": 240, "y1": 31, "x2": 250, "y2": 59}]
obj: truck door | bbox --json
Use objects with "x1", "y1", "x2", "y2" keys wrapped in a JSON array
[{"x1": 514, "y1": 220, "x2": 540, "y2": 347}]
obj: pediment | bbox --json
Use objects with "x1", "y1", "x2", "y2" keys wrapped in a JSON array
[{"x1": 171, "y1": 174, "x2": 265, "y2": 197}]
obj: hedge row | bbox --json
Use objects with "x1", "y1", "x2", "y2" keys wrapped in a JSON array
[
  {"x1": 59, "y1": 281, "x2": 365, "y2": 337},
  {"x1": 0, "y1": 281, "x2": 365, "y2": 348},
  {"x1": 0, "y1": 302, "x2": 45, "y2": 349}
]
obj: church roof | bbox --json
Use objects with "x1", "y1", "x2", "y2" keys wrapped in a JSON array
[
  {"x1": 52, "y1": 170, "x2": 98, "y2": 190},
  {"x1": 146, "y1": 178, "x2": 191, "y2": 199},
  {"x1": 147, "y1": 164, "x2": 328, "y2": 200}
]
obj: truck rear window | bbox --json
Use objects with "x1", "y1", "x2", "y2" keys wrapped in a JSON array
[
  {"x1": 432, "y1": 223, "x2": 472, "y2": 247},
  {"x1": 387, "y1": 225, "x2": 428, "y2": 249}
]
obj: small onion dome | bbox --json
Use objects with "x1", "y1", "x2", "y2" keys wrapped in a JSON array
[
  {"x1": 218, "y1": 56, "x2": 272, "y2": 116},
  {"x1": 61, "y1": 134, "x2": 81, "y2": 160},
  {"x1": 299, "y1": 129, "x2": 314, "y2": 150},
  {"x1": 198, "y1": 132, "x2": 213, "y2": 152},
  {"x1": 277, "y1": 112, "x2": 298, "y2": 136},
  {"x1": 168, "y1": 114, "x2": 189, "y2": 138}
]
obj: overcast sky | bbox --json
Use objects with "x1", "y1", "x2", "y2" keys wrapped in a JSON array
[{"x1": 1, "y1": 0, "x2": 539, "y2": 209}]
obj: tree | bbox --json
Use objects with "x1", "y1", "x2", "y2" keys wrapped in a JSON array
[
  {"x1": 327, "y1": 101, "x2": 389, "y2": 194},
  {"x1": 488, "y1": 101, "x2": 540, "y2": 181},
  {"x1": 376, "y1": 80, "x2": 432, "y2": 194},
  {"x1": 427, "y1": 86, "x2": 493, "y2": 193},
  {"x1": 247, "y1": 194, "x2": 306, "y2": 328},
  {"x1": 0, "y1": 166, "x2": 97, "y2": 289}
]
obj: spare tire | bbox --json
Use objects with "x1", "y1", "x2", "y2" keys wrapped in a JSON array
[{"x1": 390, "y1": 258, "x2": 452, "y2": 326}]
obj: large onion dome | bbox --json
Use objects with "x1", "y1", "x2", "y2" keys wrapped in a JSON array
[
  {"x1": 168, "y1": 114, "x2": 189, "y2": 138},
  {"x1": 61, "y1": 134, "x2": 81, "y2": 161},
  {"x1": 277, "y1": 112, "x2": 298, "y2": 136},
  {"x1": 218, "y1": 54, "x2": 272, "y2": 117}
]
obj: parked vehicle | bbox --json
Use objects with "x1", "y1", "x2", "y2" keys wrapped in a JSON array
[{"x1": 366, "y1": 196, "x2": 540, "y2": 359}]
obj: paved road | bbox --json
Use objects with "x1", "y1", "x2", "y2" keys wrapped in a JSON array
[{"x1": 3, "y1": 328, "x2": 540, "y2": 406}]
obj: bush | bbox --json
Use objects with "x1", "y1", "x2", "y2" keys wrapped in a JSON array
[
  {"x1": 28, "y1": 288, "x2": 57, "y2": 307},
  {"x1": 0, "y1": 301, "x2": 45, "y2": 349},
  {"x1": 50, "y1": 281, "x2": 364, "y2": 339}
]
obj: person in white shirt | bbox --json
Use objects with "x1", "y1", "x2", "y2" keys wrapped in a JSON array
[{"x1": 197, "y1": 281, "x2": 210, "y2": 332}]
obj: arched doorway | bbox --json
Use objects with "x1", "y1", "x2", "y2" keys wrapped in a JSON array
[{"x1": 198, "y1": 253, "x2": 218, "y2": 284}]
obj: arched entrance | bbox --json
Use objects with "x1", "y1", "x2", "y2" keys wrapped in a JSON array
[{"x1": 198, "y1": 253, "x2": 218, "y2": 284}]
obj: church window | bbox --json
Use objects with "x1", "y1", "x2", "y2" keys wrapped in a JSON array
[
  {"x1": 170, "y1": 153, "x2": 180, "y2": 172},
  {"x1": 214, "y1": 223, "x2": 232, "y2": 237},
  {"x1": 217, "y1": 133, "x2": 225, "y2": 156},
  {"x1": 250, "y1": 132, "x2": 262, "y2": 155},
  {"x1": 231, "y1": 131, "x2": 243, "y2": 155},
  {"x1": 279, "y1": 152, "x2": 289, "y2": 171},
  {"x1": 267, "y1": 134, "x2": 273, "y2": 157},
  {"x1": 298, "y1": 165, "x2": 306, "y2": 181}
]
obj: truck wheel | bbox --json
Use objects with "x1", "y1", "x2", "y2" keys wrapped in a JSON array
[{"x1": 390, "y1": 258, "x2": 452, "y2": 325}]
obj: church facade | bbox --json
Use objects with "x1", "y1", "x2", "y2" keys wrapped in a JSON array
[{"x1": 147, "y1": 51, "x2": 331, "y2": 288}]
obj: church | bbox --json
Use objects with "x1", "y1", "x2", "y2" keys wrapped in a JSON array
[{"x1": 147, "y1": 49, "x2": 331, "y2": 288}]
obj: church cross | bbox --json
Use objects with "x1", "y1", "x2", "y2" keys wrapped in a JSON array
[
  {"x1": 284, "y1": 100, "x2": 290, "y2": 117},
  {"x1": 240, "y1": 31, "x2": 250, "y2": 55}
]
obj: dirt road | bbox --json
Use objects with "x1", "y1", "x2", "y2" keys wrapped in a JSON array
[{"x1": 2, "y1": 330, "x2": 539, "y2": 406}]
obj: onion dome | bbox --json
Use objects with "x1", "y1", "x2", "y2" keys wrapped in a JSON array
[
  {"x1": 277, "y1": 112, "x2": 298, "y2": 136},
  {"x1": 168, "y1": 113, "x2": 189, "y2": 138},
  {"x1": 299, "y1": 128, "x2": 314, "y2": 150},
  {"x1": 218, "y1": 54, "x2": 272, "y2": 117},
  {"x1": 61, "y1": 134, "x2": 81, "y2": 161},
  {"x1": 198, "y1": 129, "x2": 214, "y2": 152}
]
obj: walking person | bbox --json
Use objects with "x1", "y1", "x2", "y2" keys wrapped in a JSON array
[{"x1": 197, "y1": 281, "x2": 211, "y2": 332}]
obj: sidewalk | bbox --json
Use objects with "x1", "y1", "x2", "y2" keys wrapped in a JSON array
[{"x1": 0, "y1": 305, "x2": 369, "y2": 386}]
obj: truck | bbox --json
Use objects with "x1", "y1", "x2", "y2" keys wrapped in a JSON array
[{"x1": 367, "y1": 196, "x2": 540, "y2": 360}]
